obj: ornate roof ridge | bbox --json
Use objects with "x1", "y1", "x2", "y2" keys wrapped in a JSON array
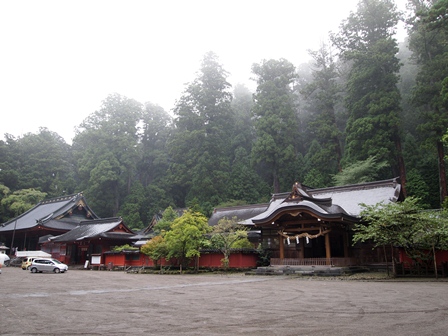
[
  {"x1": 212, "y1": 203, "x2": 269, "y2": 213},
  {"x1": 79, "y1": 217, "x2": 122, "y2": 225},
  {"x1": 39, "y1": 193, "x2": 82, "y2": 205},
  {"x1": 310, "y1": 177, "x2": 400, "y2": 194}
]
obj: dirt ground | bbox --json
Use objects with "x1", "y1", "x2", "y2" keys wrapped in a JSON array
[{"x1": 0, "y1": 267, "x2": 447, "y2": 336}]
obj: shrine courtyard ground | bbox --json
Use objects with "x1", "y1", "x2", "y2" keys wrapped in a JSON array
[{"x1": 1, "y1": 267, "x2": 447, "y2": 336}]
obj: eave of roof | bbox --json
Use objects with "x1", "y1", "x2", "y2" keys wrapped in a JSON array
[
  {"x1": 50, "y1": 217, "x2": 135, "y2": 243},
  {"x1": 237, "y1": 178, "x2": 403, "y2": 225},
  {"x1": 0, "y1": 193, "x2": 88, "y2": 232},
  {"x1": 208, "y1": 203, "x2": 269, "y2": 226}
]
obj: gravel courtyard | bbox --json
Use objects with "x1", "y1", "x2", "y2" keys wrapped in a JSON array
[{"x1": 1, "y1": 267, "x2": 447, "y2": 336}]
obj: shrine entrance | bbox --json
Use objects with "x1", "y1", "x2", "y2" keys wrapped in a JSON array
[{"x1": 251, "y1": 182, "x2": 360, "y2": 266}]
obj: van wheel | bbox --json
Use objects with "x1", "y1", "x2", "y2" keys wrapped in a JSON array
[
  {"x1": 53, "y1": 268, "x2": 60, "y2": 273},
  {"x1": 30, "y1": 268, "x2": 37, "y2": 273}
]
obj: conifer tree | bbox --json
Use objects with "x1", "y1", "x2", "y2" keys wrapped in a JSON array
[
  {"x1": 332, "y1": 0, "x2": 406, "y2": 185},
  {"x1": 169, "y1": 52, "x2": 234, "y2": 211},
  {"x1": 251, "y1": 58, "x2": 300, "y2": 192}
]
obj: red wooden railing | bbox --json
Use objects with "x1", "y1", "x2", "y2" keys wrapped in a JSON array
[{"x1": 270, "y1": 258, "x2": 359, "y2": 267}]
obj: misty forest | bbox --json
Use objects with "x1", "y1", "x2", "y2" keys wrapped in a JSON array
[{"x1": 2, "y1": 0, "x2": 448, "y2": 230}]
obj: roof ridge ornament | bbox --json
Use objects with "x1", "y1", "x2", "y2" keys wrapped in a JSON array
[{"x1": 285, "y1": 181, "x2": 312, "y2": 201}]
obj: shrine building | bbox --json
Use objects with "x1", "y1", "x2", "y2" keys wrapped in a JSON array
[{"x1": 209, "y1": 178, "x2": 404, "y2": 267}]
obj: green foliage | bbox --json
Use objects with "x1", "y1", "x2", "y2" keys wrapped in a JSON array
[
  {"x1": 332, "y1": 0, "x2": 403, "y2": 177},
  {"x1": 0, "y1": 184, "x2": 11, "y2": 222},
  {"x1": 118, "y1": 182, "x2": 145, "y2": 230},
  {"x1": 0, "y1": 184, "x2": 10, "y2": 197},
  {"x1": 255, "y1": 243, "x2": 271, "y2": 267},
  {"x1": 303, "y1": 140, "x2": 337, "y2": 187},
  {"x1": 0, "y1": 129, "x2": 74, "y2": 196},
  {"x1": 140, "y1": 235, "x2": 168, "y2": 268},
  {"x1": 163, "y1": 209, "x2": 211, "y2": 271},
  {"x1": 303, "y1": 168, "x2": 327, "y2": 189},
  {"x1": 251, "y1": 58, "x2": 300, "y2": 192},
  {"x1": 112, "y1": 244, "x2": 138, "y2": 252},
  {"x1": 354, "y1": 197, "x2": 448, "y2": 276},
  {"x1": 210, "y1": 217, "x2": 249, "y2": 268},
  {"x1": 407, "y1": 0, "x2": 448, "y2": 203},
  {"x1": 405, "y1": 168, "x2": 431, "y2": 209},
  {"x1": 332, "y1": 156, "x2": 388, "y2": 186},
  {"x1": 138, "y1": 102, "x2": 173, "y2": 190},
  {"x1": 354, "y1": 197, "x2": 424, "y2": 249},
  {"x1": 301, "y1": 42, "x2": 343, "y2": 183},
  {"x1": 414, "y1": 209, "x2": 448, "y2": 251},
  {"x1": 227, "y1": 147, "x2": 270, "y2": 204},
  {"x1": 3, "y1": 30, "x2": 448, "y2": 234},
  {"x1": 72, "y1": 93, "x2": 142, "y2": 217},
  {"x1": 153, "y1": 206, "x2": 180, "y2": 235},
  {"x1": 230, "y1": 238, "x2": 253, "y2": 249},
  {"x1": 1, "y1": 188, "x2": 47, "y2": 220},
  {"x1": 169, "y1": 52, "x2": 234, "y2": 211}
]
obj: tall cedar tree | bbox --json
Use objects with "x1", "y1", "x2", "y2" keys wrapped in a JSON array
[
  {"x1": 331, "y1": 0, "x2": 406, "y2": 187},
  {"x1": 139, "y1": 103, "x2": 172, "y2": 187},
  {"x1": 1, "y1": 129, "x2": 74, "y2": 196},
  {"x1": 138, "y1": 103, "x2": 174, "y2": 220},
  {"x1": 301, "y1": 42, "x2": 343, "y2": 187},
  {"x1": 72, "y1": 93, "x2": 142, "y2": 217},
  {"x1": 228, "y1": 85, "x2": 270, "y2": 203},
  {"x1": 169, "y1": 52, "x2": 234, "y2": 212},
  {"x1": 407, "y1": 0, "x2": 448, "y2": 204},
  {"x1": 251, "y1": 59, "x2": 300, "y2": 193}
]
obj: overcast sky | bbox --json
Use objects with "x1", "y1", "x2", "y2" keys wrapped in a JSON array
[{"x1": 0, "y1": 0, "x2": 408, "y2": 144}]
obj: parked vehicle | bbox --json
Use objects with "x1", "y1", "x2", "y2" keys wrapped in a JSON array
[
  {"x1": 9, "y1": 257, "x2": 24, "y2": 267},
  {"x1": 22, "y1": 257, "x2": 37, "y2": 270},
  {"x1": 29, "y1": 258, "x2": 68, "y2": 273},
  {"x1": 0, "y1": 253, "x2": 10, "y2": 266}
]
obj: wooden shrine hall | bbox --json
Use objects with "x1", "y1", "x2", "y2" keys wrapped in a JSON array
[{"x1": 209, "y1": 178, "x2": 404, "y2": 267}]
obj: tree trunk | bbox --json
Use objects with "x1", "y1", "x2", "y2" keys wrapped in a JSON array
[
  {"x1": 394, "y1": 135, "x2": 407, "y2": 197},
  {"x1": 390, "y1": 244, "x2": 396, "y2": 277},
  {"x1": 433, "y1": 244, "x2": 438, "y2": 280},
  {"x1": 384, "y1": 245, "x2": 390, "y2": 277},
  {"x1": 437, "y1": 140, "x2": 447, "y2": 206},
  {"x1": 114, "y1": 183, "x2": 120, "y2": 216}
]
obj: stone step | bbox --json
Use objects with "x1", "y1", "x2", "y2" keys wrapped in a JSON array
[{"x1": 247, "y1": 265, "x2": 369, "y2": 276}]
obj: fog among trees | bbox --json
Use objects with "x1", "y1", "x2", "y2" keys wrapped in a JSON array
[{"x1": 2, "y1": 0, "x2": 448, "y2": 230}]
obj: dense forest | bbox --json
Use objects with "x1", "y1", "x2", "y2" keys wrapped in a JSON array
[{"x1": 2, "y1": 0, "x2": 448, "y2": 230}]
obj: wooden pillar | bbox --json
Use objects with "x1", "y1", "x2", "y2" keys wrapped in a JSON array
[
  {"x1": 279, "y1": 234, "x2": 284, "y2": 260},
  {"x1": 325, "y1": 232, "x2": 331, "y2": 265},
  {"x1": 299, "y1": 237, "x2": 304, "y2": 259}
]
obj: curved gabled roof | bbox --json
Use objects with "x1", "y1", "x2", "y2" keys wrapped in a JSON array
[
  {"x1": 216, "y1": 178, "x2": 403, "y2": 226},
  {"x1": 0, "y1": 193, "x2": 99, "y2": 233},
  {"x1": 308, "y1": 178, "x2": 403, "y2": 216},
  {"x1": 208, "y1": 203, "x2": 269, "y2": 226},
  {"x1": 51, "y1": 217, "x2": 136, "y2": 243},
  {"x1": 250, "y1": 200, "x2": 358, "y2": 225}
]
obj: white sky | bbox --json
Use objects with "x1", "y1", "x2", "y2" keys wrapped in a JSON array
[{"x1": 0, "y1": 0, "x2": 408, "y2": 144}]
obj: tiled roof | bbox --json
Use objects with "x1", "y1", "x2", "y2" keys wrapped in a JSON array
[
  {"x1": 51, "y1": 218, "x2": 136, "y2": 243},
  {"x1": 212, "y1": 178, "x2": 403, "y2": 226},
  {"x1": 308, "y1": 178, "x2": 402, "y2": 216},
  {"x1": 208, "y1": 203, "x2": 269, "y2": 226},
  {"x1": 0, "y1": 193, "x2": 98, "y2": 232}
]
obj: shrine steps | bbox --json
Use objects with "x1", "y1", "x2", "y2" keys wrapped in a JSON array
[{"x1": 247, "y1": 265, "x2": 369, "y2": 276}]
